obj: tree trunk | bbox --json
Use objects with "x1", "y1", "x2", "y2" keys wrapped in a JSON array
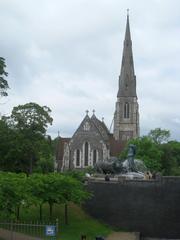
[
  {"x1": 39, "y1": 204, "x2": 42, "y2": 221},
  {"x1": 65, "y1": 203, "x2": 68, "y2": 225},
  {"x1": 49, "y1": 203, "x2": 53, "y2": 219}
]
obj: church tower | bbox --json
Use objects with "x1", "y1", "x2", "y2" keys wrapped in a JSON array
[{"x1": 113, "y1": 12, "x2": 139, "y2": 141}]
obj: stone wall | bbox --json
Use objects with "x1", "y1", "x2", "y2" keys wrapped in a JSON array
[{"x1": 84, "y1": 177, "x2": 180, "y2": 239}]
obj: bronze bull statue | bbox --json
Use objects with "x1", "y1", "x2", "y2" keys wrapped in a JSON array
[{"x1": 94, "y1": 158, "x2": 125, "y2": 174}]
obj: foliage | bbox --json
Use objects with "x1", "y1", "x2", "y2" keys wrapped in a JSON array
[
  {"x1": 160, "y1": 141, "x2": 180, "y2": 176},
  {"x1": 9, "y1": 102, "x2": 53, "y2": 134},
  {"x1": 0, "y1": 173, "x2": 29, "y2": 219},
  {"x1": 120, "y1": 136, "x2": 163, "y2": 172},
  {"x1": 0, "y1": 172, "x2": 90, "y2": 221},
  {"x1": 120, "y1": 128, "x2": 180, "y2": 176},
  {"x1": 1, "y1": 102, "x2": 53, "y2": 174},
  {"x1": 35, "y1": 137, "x2": 54, "y2": 173},
  {"x1": 0, "y1": 173, "x2": 105, "y2": 239},
  {"x1": 62, "y1": 170, "x2": 86, "y2": 182},
  {"x1": 0, "y1": 57, "x2": 9, "y2": 97},
  {"x1": 148, "y1": 128, "x2": 170, "y2": 144}
]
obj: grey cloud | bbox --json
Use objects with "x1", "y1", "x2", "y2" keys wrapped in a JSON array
[{"x1": 0, "y1": 0, "x2": 180, "y2": 140}]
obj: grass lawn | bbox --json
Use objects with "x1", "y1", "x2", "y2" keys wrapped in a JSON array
[{"x1": 18, "y1": 203, "x2": 112, "y2": 240}]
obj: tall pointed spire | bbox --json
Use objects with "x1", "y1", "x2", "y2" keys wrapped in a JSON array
[
  {"x1": 113, "y1": 12, "x2": 139, "y2": 141},
  {"x1": 117, "y1": 12, "x2": 136, "y2": 97}
]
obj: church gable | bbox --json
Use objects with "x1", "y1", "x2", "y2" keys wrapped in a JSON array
[
  {"x1": 91, "y1": 114, "x2": 110, "y2": 142},
  {"x1": 70, "y1": 113, "x2": 105, "y2": 149},
  {"x1": 68, "y1": 112, "x2": 110, "y2": 169}
]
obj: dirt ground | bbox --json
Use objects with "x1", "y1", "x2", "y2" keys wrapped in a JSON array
[{"x1": 106, "y1": 231, "x2": 140, "y2": 240}]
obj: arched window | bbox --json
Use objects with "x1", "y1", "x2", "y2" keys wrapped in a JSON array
[
  {"x1": 93, "y1": 150, "x2": 97, "y2": 165},
  {"x1": 76, "y1": 149, "x2": 80, "y2": 167},
  {"x1": 124, "y1": 102, "x2": 130, "y2": 118},
  {"x1": 84, "y1": 142, "x2": 89, "y2": 166}
]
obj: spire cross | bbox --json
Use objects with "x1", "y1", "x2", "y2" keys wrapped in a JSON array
[
  {"x1": 102, "y1": 117, "x2": 104, "y2": 122},
  {"x1": 86, "y1": 110, "x2": 89, "y2": 115},
  {"x1": 92, "y1": 109, "x2": 95, "y2": 115},
  {"x1": 127, "y1": 8, "x2": 129, "y2": 16}
]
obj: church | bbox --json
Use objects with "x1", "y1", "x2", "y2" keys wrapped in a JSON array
[{"x1": 56, "y1": 13, "x2": 139, "y2": 171}]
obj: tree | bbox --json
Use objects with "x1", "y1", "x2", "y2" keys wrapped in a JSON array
[
  {"x1": 148, "y1": 128, "x2": 170, "y2": 144},
  {"x1": 4, "y1": 102, "x2": 53, "y2": 174},
  {"x1": 120, "y1": 136, "x2": 163, "y2": 172},
  {"x1": 60, "y1": 175, "x2": 90, "y2": 225},
  {"x1": 9, "y1": 102, "x2": 53, "y2": 134},
  {"x1": 35, "y1": 137, "x2": 54, "y2": 174},
  {"x1": 28, "y1": 173, "x2": 90, "y2": 222},
  {"x1": 0, "y1": 57, "x2": 9, "y2": 97},
  {"x1": 0, "y1": 173, "x2": 29, "y2": 220},
  {"x1": 160, "y1": 141, "x2": 180, "y2": 176},
  {"x1": 28, "y1": 174, "x2": 49, "y2": 221}
]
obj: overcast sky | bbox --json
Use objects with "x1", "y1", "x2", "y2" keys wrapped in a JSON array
[{"x1": 0, "y1": 0, "x2": 180, "y2": 140}]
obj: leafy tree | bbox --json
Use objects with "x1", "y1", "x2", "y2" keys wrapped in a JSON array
[
  {"x1": 0, "y1": 57, "x2": 9, "y2": 97},
  {"x1": 28, "y1": 174, "x2": 49, "y2": 221},
  {"x1": 60, "y1": 174, "x2": 90, "y2": 225},
  {"x1": 3, "y1": 102, "x2": 53, "y2": 174},
  {"x1": 160, "y1": 141, "x2": 180, "y2": 176},
  {"x1": 30, "y1": 173, "x2": 65, "y2": 219},
  {"x1": 0, "y1": 173, "x2": 29, "y2": 220},
  {"x1": 120, "y1": 136, "x2": 163, "y2": 172},
  {"x1": 0, "y1": 120, "x2": 13, "y2": 170},
  {"x1": 148, "y1": 128, "x2": 170, "y2": 144},
  {"x1": 9, "y1": 102, "x2": 53, "y2": 134},
  {"x1": 35, "y1": 137, "x2": 54, "y2": 173},
  {"x1": 63, "y1": 170, "x2": 86, "y2": 182},
  {"x1": 35, "y1": 156, "x2": 54, "y2": 174},
  {"x1": 28, "y1": 173, "x2": 90, "y2": 222}
]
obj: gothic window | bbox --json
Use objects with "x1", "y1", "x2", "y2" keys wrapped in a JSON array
[
  {"x1": 76, "y1": 149, "x2": 80, "y2": 167},
  {"x1": 124, "y1": 102, "x2": 130, "y2": 118},
  {"x1": 84, "y1": 142, "x2": 89, "y2": 166},
  {"x1": 84, "y1": 122, "x2": 90, "y2": 131},
  {"x1": 93, "y1": 150, "x2": 97, "y2": 165}
]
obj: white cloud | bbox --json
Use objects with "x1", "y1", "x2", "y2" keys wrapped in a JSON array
[{"x1": 0, "y1": 0, "x2": 180, "y2": 140}]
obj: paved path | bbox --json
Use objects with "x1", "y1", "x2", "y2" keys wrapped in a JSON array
[
  {"x1": 106, "y1": 231, "x2": 140, "y2": 240},
  {"x1": 0, "y1": 228, "x2": 42, "y2": 240}
]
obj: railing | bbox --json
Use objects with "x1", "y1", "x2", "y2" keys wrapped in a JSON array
[{"x1": 0, "y1": 219, "x2": 58, "y2": 240}]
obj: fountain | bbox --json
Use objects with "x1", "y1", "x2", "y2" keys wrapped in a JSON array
[{"x1": 94, "y1": 144, "x2": 147, "y2": 180}]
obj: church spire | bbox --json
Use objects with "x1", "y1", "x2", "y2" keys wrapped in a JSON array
[
  {"x1": 117, "y1": 12, "x2": 136, "y2": 97},
  {"x1": 113, "y1": 12, "x2": 139, "y2": 141}
]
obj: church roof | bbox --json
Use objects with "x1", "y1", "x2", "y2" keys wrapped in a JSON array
[
  {"x1": 91, "y1": 113, "x2": 110, "y2": 142},
  {"x1": 56, "y1": 137, "x2": 70, "y2": 159},
  {"x1": 70, "y1": 111, "x2": 110, "y2": 144}
]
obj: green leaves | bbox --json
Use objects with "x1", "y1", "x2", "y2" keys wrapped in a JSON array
[
  {"x1": 148, "y1": 128, "x2": 170, "y2": 144},
  {"x1": 0, "y1": 173, "x2": 28, "y2": 219},
  {"x1": 10, "y1": 102, "x2": 53, "y2": 134},
  {"x1": 0, "y1": 173, "x2": 90, "y2": 221},
  {"x1": 120, "y1": 128, "x2": 180, "y2": 175},
  {"x1": 0, "y1": 103, "x2": 53, "y2": 174},
  {"x1": 0, "y1": 57, "x2": 9, "y2": 97}
]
